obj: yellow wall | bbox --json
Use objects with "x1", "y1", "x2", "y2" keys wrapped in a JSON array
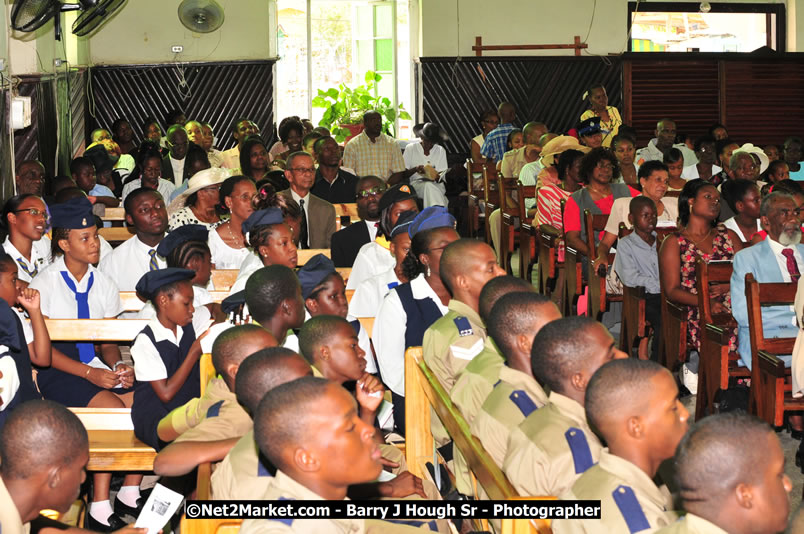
[
  {"x1": 419, "y1": 0, "x2": 796, "y2": 57},
  {"x1": 86, "y1": 0, "x2": 275, "y2": 65}
]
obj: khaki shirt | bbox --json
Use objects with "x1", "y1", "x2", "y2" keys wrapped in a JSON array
[
  {"x1": 553, "y1": 451, "x2": 677, "y2": 534},
  {"x1": 0, "y1": 476, "x2": 29, "y2": 534},
  {"x1": 164, "y1": 378, "x2": 238, "y2": 437},
  {"x1": 654, "y1": 514, "x2": 729, "y2": 534},
  {"x1": 239, "y1": 471, "x2": 434, "y2": 534},
  {"x1": 449, "y1": 337, "x2": 504, "y2": 496},
  {"x1": 174, "y1": 378, "x2": 253, "y2": 443},
  {"x1": 471, "y1": 366, "x2": 548, "y2": 469},
  {"x1": 211, "y1": 429, "x2": 271, "y2": 500},
  {"x1": 503, "y1": 392, "x2": 602, "y2": 497},
  {"x1": 423, "y1": 300, "x2": 487, "y2": 447}
]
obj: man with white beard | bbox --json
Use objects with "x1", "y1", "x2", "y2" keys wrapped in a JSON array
[{"x1": 731, "y1": 191, "x2": 803, "y2": 372}]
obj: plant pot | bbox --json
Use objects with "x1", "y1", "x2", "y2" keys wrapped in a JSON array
[{"x1": 340, "y1": 123, "x2": 364, "y2": 144}]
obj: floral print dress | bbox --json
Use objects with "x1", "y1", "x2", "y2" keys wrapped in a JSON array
[{"x1": 678, "y1": 225, "x2": 737, "y2": 352}]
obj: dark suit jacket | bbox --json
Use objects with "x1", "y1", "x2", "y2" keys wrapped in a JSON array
[
  {"x1": 280, "y1": 189, "x2": 336, "y2": 249},
  {"x1": 330, "y1": 220, "x2": 372, "y2": 267},
  {"x1": 161, "y1": 153, "x2": 175, "y2": 182}
]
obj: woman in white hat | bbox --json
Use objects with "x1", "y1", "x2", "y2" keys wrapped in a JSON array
[{"x1": 167, "y1": 167, "x2": 230, "y2": 231}]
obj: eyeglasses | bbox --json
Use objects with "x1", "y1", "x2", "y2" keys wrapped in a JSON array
[
  {"x1": 201, "y1": 185, "x2": 221, "y2": 193},
  {"x1": 14, "y1": 208, "x2": 46, "y2": 217},
  {"x1": 289, "y1": 167, "x2": 315, "y2": 175},
  {"x1": 356, "y1": 186, "x2": 386, "y2": 199},
  {"x1": 596, "y1": 162, "x2": 615, "y2": 170}
]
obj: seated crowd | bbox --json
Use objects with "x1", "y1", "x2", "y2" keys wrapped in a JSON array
[{"x1": 0, "y1": 94, "x2": 802, "y2": 534}]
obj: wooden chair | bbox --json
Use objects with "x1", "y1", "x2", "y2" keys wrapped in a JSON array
[
  {"x1": 357, "y1": 316, "x2": 374, "y2": 336},
  {"x1": 563, "y1": 242, "x2": 584, "y2": 317},
  {"x1": 404, "y1": 346, "x2": 553, "y2": 533},
  {"x1": 466, "y1": 160, "x2": 492, "y2": 237},
  {"x1": 537, "y1": 224, "x2": 561, "y2": 297},
  {"x1": 46, "y1": 318, "x2": 148, "y2": 341},
  {"x1": 656, "y1": 240, "x2": 690, "y2": 372},
  {"x1": 498, "y1": 176, "x2": 520, "y2": 273},
  {"x1": 296, "y1": 248, "x2": 330, "y2": 265},
  {"x1": 119, "y1": 291, "x2": 230, "y2": 312},
  {"x1": 99, "y1": 207, "x2": 126, "y2": 222},
  {"x1": 482, "y1": 165, "x2": 500, "y2": 245},
  {"x1": 210, "y1": 269, "x2": 238, "y2": 291},
  {"x1": 745, "y1": 274, "x2": 804, "y2": 426},
  {"x1": 583, "y1": 211, "x2": 620, "y2": 320},
  {"x1": 516, "y1": 182, "x2": 538, "y2": 281},
  {"x1": 695, "y1": 260, "x2": 749, "y2": 420},
  {"x1": 70, "y1": 408, "x2": 156, "y2": 471},
  {"x1": 98, "y1": 227, "x2": 134, "y2": 244}
]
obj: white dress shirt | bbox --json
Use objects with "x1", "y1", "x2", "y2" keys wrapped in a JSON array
[
  {"x1": 30, "y1": 256, "x2": 123, "y2": 319},
  {"x1": 170, "y1": 156, "x2": 186, "y2": 187},
  {"x1": 99, "y1": 235, "x2": 166, "y2": 292},
  {"x1": 348, "y1": 267, "x2": 401, "y2": 320},
  {"x1": 372, "y1": 274, "x2": 449, "y2": 396},
  {"x1": 365, "y1": 219, "x2": 379, "y2": 242},
  {"x1": 289, "y1": 189, "x2": 312, "y2": 248},
  {"x1": 229, "y1": 252, "x2": 263, "y2": 295},
  {"x1": 681, "y1": 163, "x2": 723, "y2": 179},
  {"x1": 345, "y1": 240, "x2": 396, "y2": 291},
  {"x1": 767, "y1": 237, "x2": 804, "y2": 283},
  {"x1": 3, "y1": 236, "x2": 52, "y2": 283},
  {"x1": 130, "y1": 314, "x2": 208, "y2": 382}
]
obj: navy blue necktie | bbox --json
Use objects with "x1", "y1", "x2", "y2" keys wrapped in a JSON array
[{"x1": 60, "y1": 271, "x2": 95, "y2": 363}]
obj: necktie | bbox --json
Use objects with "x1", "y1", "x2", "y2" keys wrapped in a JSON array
[
  {"x1": 16, "y1": 257, "x2": 37, "y2": 278},
  {"x1": 148, "y1": 249, "x2": 159, "y2": 271},
  {"x1": 60, "y1": 271, "x2": 95, "y2": 363},
  {"x1": 299, "y1": 199, "x2": 309, "y2": 250},
  {"x1": 782, "y1": 249, "x2": 801, "y2": 282}
]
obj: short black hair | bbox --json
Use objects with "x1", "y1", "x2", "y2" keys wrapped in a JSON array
[
  {"x1": 584, "y1": 359, "x2": 665, "y2": 439},
  {"x1": 478, "y1": 275, "x2": 534, "y2": 323},
  {"x1": 715, "y1": 138, "x2": 736, "y2": 157},
  {"x1": 70, "y1": 157, "x2": 94, "y2": 175},
  {"x1": 235, "y1": 347, "x2": 310, "y2": 413},
  {"x1": 254, "y1": 376, "x2": 332, "y2": 470},
  {"x1": 0, "y1": 400, "x2": 88, "y2": 480},
  {"x1": 298, "y1": 315, "x2": 351, "y2": 363},
  {"x1": 487, "y1": 292, "x2": 553, "y2": 358},
  {"x1": 556, "y1": 149, "x2": 584, "y2": 179},
  {"x1": 123, "y1": 187, "x2": 162, "y2": 216},
  {"x1": 211, "y1": 324, "x2": 269, "y2": 378},
  {"x1": 629, "y1": 196, "x2": 656, "y2": 217},
  {"x1": 150, "y1": 279, "x2": 192, "y2": 308},
  {"x1": 721, "y1": 179, "x2": 759, "y2": 214},
  {"x1": 245, "y1": 265, "x2": 300, "y2": 325},
  {"x1": 530, "y1": 316, "x2": 601, "y2": 395},
  {"x1": 439, "y1": 239, "x2": 488, "y2": 294},
  {"x1": 675, "y1": 412, "x2": 772, "y2": 504},
  {"x1": 166, "y1": 109, "x2": 185, "y2": 125},
  {"x1": 663, "y1": 147, "x2": 684, "y2": 165},
  {"x1": 611, "y1": 135, "x2": 634, "y2": 151},
  {"x1": 637, "y1": 160, "x2": 668, "y2": 181},
  {"x1": 579, "y1": 147, "x2": 620, "y2": 184}
]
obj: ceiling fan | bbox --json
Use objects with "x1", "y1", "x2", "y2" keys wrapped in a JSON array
[{"x1": 10, "y1": 0, "x2": 127, "y2": 40}]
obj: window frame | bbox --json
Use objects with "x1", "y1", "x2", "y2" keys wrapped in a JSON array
[{"x1": 627, "y1": 2, "x2": 786, "y2": 53}]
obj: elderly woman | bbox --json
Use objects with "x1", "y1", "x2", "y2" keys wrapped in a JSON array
[
  {"x1": 563, "y1": 147, "x2": 639, "y2": 259},
  {"x1": 167, "y1": 167, "x2": 230, "y2": 230},
  {"x1": 403, "y1": 123, "x2": 449, "y2": 208},
  {"x1": 594, "y1": 160, "x2": 679, "y2": 271}
]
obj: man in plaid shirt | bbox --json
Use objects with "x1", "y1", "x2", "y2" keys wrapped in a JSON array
[{"x1": 481, "y1": 102, "x2": 517, "y2": 162}]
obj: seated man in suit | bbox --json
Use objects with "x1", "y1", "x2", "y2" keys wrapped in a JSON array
[
  {"x1": 310, "y1": 136, "x2": 359, "y2": 204},
  {"x1": 731, "y1": 191, "x2": 802, "y2": 372},
  {"x1": 281, "y1": 152, "x2": 336, "y2": 249},
  {"x1": 330, "y1": 176, "x2": 386, "y2": 267},
  {"x1": 162, "y1": 124, "x2": 189, "y2": 187}
]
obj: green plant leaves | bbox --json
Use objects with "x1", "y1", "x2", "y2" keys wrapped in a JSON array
[{"x1": 315, "y1": 71, "x2": 407, "y2": 131}]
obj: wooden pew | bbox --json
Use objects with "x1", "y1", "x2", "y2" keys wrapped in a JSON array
[
  {"x1": 209, "y1": 265, "x2": 351, "y2": 294},
  {"x1": 745, "y1": 274, "x2": 804, "y2": 426},
  {"x1": 483, "y1": 165, "x2": 500, "y2": 245},
  {"x1": 296, "y1": 248, "x2": 330, "y2": 265},
  {"x1": 498, "y1": 176, "x2": 519, "y2": 273},
  {"x1": 537, "y1": 224, "x2": 562, "y2": 297},
  {"x1": 695, "y1": 260, "x2": 749, "y2": 420},
  {"x1": 70, "y1": 408, "x2": 155, "y2": 471},
  {"x1": 657, "y1": 243, "x2": 690, "y2": 372},
  {"x1": 517, "y1": 182, "x2": 538, "y2": 282},
  {"x1": 46, "y1": 318, "x2": 148, "y2": 341},
  {"x1": 119, "y1": 291, "x2": 230, "y2": 312},
  {"x1": 99, "y1": 207, "x2": 126, "y2": 222},
  {"x1": 466, "y1": 160, "x2": 494, "y2": 238},
  {"x1": 584, "y1": 210, "x2": 620, "y2": 320},
  {"x1": 404, "y1": 346, "x2": 553, "y2": 534},
  {"x1": 98, "y1": 226, "x2": 134, "y2": 244}
]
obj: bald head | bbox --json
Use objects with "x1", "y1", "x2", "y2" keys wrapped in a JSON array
[
  {"x1": 211, "y1": 324, "x2": 277, "y2": 385},
  {"x1": 478, "y1": 275, "x2": 534, "y2": 322},
  {"x1": 487, "y1": 292, "x2": 559, "y2": 368},
  {"x1": 234, "y1": 347, "x2": 312, "y2": 413},
  {"x1": 0, "y1": 400, "x2": 88, "y2": 480},
  {"x1": 498, "y1": 102, "x2": 516, "y2": 123},
  {"x1": 439, "y1": 239, "x2": 499, "y2": 294},
  {"x1": 522, "y1": 122, "x2": 547, "y2": 145},
  {"x1": 584, "y1": 359, "x2": 667, "y2": 438},
  {"x1": 253, "y1": 376, "x2": 332, "y2": 470}
]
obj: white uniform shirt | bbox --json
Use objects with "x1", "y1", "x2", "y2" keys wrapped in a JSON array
[
  {"x1": 130, "y1": 314, "x2": 209, "y2": 382},
  {"x1": 372, "y1": 273, "x2": 448, "y2": 396},
  {"x1": 229, "y1": 252, "x2": 263, "y2": 295},
  {"x1": 99, "y1": 236, "x2": 113, "y2": 263},
  {"x1": 137, "y1": 286, "x2": 214, "y2": 325},
  {"x1": 208, "y1": 227, "x2": 251, "y2": 269},
  {"x1": 11, "y1": 308, "x2": 33, "y2": 345},
  {"x1": 348, "y1": 268, "x2": 401, "y2": 320},
  {"x1": 345, "y1": 241, "x2": 396, "y2": 290},
  {"x1": 30, "y1": 256, "x2": 123, "y2": 319},
  {"x1": 99, "y1": 235, "x2": 166, "y2": 291},
  {"x1": 121, "y1": 178, "x2": 177, "y2": 205},
  {"x1": 3, "y1": 236, "x2": 51, "y2": 283}
]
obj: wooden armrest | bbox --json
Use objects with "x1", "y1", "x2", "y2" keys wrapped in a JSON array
[
  {"x1": 704, "y1": 323, "x2": 734, "y2": 345},
  {"x1": 758, "y1": 349, "x2": 788, "y2": 377},
  {"x1": 624, "y1": 285, "x2": 646, "y2": 298}
]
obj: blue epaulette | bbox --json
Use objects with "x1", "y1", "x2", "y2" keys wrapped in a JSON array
[
  {"x1": 509, "y1": 390, "x2": 538, "y2": 417},
  {"x1": 453, "y1": 316, "x2": 473, "y2": 336},
  {"x1": 564, "y1": 427, "x2": 595, "y2": 474},
  {"x1": 612, "y1": 485, "x2": 650, "y2": 533},
  {"x1": 206, "y1": 400, "x2": 224, "y2": 418}
]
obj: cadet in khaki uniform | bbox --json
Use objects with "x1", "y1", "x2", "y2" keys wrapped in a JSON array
[
  {"x1": 153, "y1": 325, "x2": 277, "y2": 476},
  {"x1": 240, "y1": 377, "x2": 440, "y2": 534},
  {"x1": 0, "y1": 401, "x2": 148, "y2": 534},
  {"x1": 554, "y1": 360, "x2": 689, "y2": 534},
  {"x1": 503, "y1": 317, "x2": 627, "y2": 497},
  {"x1": 655, "y1": 412, "x2": 792, "y2": 534}
]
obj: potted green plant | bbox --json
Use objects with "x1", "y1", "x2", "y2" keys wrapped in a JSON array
[{"x1": 312, "y1": 71, "x2": 412, "y2": 143}]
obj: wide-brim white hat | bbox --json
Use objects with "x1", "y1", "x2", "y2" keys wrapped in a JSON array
[
  {"x1": 734, "y1": 143, "x2": 769, "y2": 174},
  {"x1": 167, "y1": 167, "x2": 231, "y2": 215}
]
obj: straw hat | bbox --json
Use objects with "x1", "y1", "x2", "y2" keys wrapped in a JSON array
[
  {"x1": 539, "y1": 135, "x2": 592, "y2": 167},
  {"x1": 733, "y1": 143, "x2": 769, "y2": 174},
  {"x1": 167, "y1": 167, "x2": 230, "y2": 215}
]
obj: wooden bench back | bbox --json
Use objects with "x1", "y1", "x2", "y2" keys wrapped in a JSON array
[
  {"x1": 46, "y1": 319, "x2": 148, "y2": 341},
  {"x1": 517, "y1": 182, "x2": 537, "y2": 222},
  {"x1": 98, "y1": 227, "x2": 135, "y2": 244},
  {"x1": 583, "y1": 210, "x2": 611, "y2": 316},
  {"x1": 70, "y1": 407, "x2": 134, "y2": 430},
  {"x1": 100, "y1": 207, "x2": 126, "y2": 222},
  {"x1": 695, "y1": 260, "x2": 733, "y2": 327}
]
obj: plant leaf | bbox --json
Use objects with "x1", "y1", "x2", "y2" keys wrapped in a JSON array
[{"x1": 399, "y1": 110, "x2": 412, "y2": 120}]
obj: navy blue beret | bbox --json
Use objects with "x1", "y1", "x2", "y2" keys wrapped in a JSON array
[
  {"x1": 408, "y1": 206, "x2": 456, "y2": 237},
  {"x1": 50, "y1": 197, "x2": 94, "y2": 229},
  {"x1": 241, "y1": 207, "x2": 284, "y2": 235},
  {"x1": 156, "y1": 224, "x2": 208, "y2": 257},
  {"x1": 298, "y1": 254, "x2": 337, "y2": 299},
  {"x1": 135, "y1": 268, "x2": 195, "y2": 300}
]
